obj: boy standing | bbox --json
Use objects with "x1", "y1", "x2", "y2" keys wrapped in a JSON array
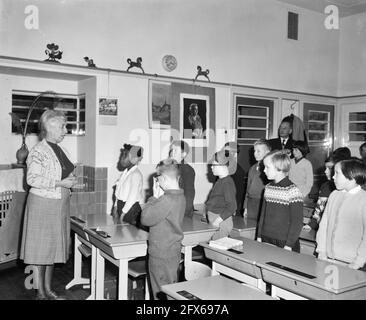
[
  {"x1": 205, "y1": 151, "x2": 237, "y2": 240},
  {"x1": 140, "y1": 159, "x2": 186, "y2": 299},
  {"x1": 257, "y1": 150, "x2": 303, "y2": 252},
  {"x1": 169, "y1": 140, "x2": 195, "y2": 218},
  {"x1": 244, "y1": 139, "x2": 271, "y2": 221}
]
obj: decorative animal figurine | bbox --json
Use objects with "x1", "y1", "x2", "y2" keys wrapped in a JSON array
[
  {"x1": 44, "y1": 43, "x2": 63, "y2": 63},
  {"x1": 84, "y1": 56, "x2": 96, "y2": 67},
  {"x1": 126, "y1": 57, "x2": 145, "y2": 73},
  {"x1": 194, "y1": 65, "x2": 210, "y2": 82}
]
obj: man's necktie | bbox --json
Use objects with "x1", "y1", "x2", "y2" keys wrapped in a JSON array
[{"x1": 282, "y1": 139, "x2": 286, "y2": 149}]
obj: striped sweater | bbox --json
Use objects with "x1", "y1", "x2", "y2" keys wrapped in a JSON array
[{"x1": 257, "y1": 177, "x2": 303, "y2": 247}]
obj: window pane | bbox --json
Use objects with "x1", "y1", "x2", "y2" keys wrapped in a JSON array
[
  {"x1": 79, "y1": 111, "x2": 85, "y2": 122},
  {"x1": 79, "y1": 123, "x2": 85, "y2": 135},
  {"x1": 349, "y1": 123, "x2": 366, "y2": 131},
  {"x1": 309, "y1": 132, "x2": 327, "y2": 141},
  {"x1": 66, "y1": 123, "x2": 77, "y2": 134},
  {"x1": 349, "y1": 112, "x2": 366, "y2": 121},
  {"x1": 309, "y1": 112, "x2": 328, "y2": 121},
  {"x1": 63, "y1": 111, "x2": 77, "y2": 122},
  {"x1": 80, "y1": 97, "x2": 86, "y2": 110},
  {"x1": 237, "y1": 106, "x2": 267, "y2": 117},
  {"x1": 349, "y1": 133, "x2": 366, "y2": 141},
  {"x1": 238, "y1": 129, "x2": 266, "y2": 139},
  {"x1": 238, "y1": 118, "x2": 267, "y2": 128},
  {"x1": 308, "y1": 122, "x2": 328, "y2": 131}
]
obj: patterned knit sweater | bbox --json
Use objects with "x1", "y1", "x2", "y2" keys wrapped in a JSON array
[{"x1": 257, "y1": 177, "x2": 303, "y2": 247}]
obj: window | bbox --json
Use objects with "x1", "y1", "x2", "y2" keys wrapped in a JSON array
[
  {"x1": 307, "y1": 110, "x2": 331, "y2": 143},
  {"x1": 288, "y1": 11, "x2": 298, "y2": 40},
  {"x1": 236, "y1": 97, "x2": 273, "y2": 145},
  {"x1": 348, "y1": 111, "x2": 366, "y2": 142},
  {"x1": 11, "y1": 90, "x2": 85, "y2": 136}
]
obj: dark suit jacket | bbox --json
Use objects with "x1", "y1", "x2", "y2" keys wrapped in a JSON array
[
  {"x1": 268, "y1": 137, "x2": 294, "y2": 152},
  {"x1": 178, "y1": 162, "x2": 195, "y2": 217}
]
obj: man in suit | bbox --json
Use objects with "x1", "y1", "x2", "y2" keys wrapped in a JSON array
[{"x1": 267, "y1": 118, "x2": 294, "y2": 152}]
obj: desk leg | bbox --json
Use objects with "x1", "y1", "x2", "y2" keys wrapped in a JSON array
[
  {"x1": 86, "y1": 244, "x2": 98, "y2": 300},
  {"x1": 211, "y1": 262, "x2": 220, "y2": 276},
  {"x1": 65, "y1": 233, "x2": 89, "y2": 290},
  {"x1": 94, "y1": 247, "x2": 105, "y2": 300},
  {"x1": 117, "y1": 259, "x2": 129, "y2": 300}
]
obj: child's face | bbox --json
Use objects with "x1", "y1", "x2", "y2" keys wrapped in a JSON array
[
  {"x1": 333, "y1": 162, "x2": 356, "y2": 191},
  {"x1": 263, "y1": 156, "x2": 280, "y2": 180},
  {"x1": 155, "y1": 174, "x2": 168, "y2": 190},
  {"x1": 292, "y1": 148, "x2": 302, "y2": 160},
  {"x1": 360, "y1": 146, "x2": 366, "y2": 159},
  {"x1": 211, "y1": 161, "x2": 228, "y2": 177},
  {"x1": 324, "y1": 161, "x2": 334, "y2": 180},
  {"x1": 170, "y1": 145, "x2": 186, "y2": 162},
  {"x1": 254, "y1": 144, "x2": 268, "y2": 162}
]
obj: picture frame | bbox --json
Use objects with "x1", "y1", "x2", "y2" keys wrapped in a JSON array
[
  {"x1": 180, "y1": 93, "x2": 210, "y2": 147},
  {"x1": 99, "y1": 97, "x2": 118, "y2": 116},
  {"x1": 148, "y1": 80, "x2": 172, "y2": 129}
]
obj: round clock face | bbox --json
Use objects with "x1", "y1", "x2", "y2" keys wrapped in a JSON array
[{"x1": 162, "y1": 55, "x2": 177, "y2": 72}]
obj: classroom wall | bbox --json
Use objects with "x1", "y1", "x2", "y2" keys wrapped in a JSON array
[
  {"x1": 0, "y1": 74, "x2": 79, "y2": 164},
  {"x1": 338, "y1": 11, "x2": 366, "y2": 96},
  {"x1": 0, "y1": 0, "x2": 339, "y2": 96}
]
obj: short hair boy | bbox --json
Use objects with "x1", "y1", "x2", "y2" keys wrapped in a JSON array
[
  {"x1": 140, "y1": 158, "x2": 186, "y2": 299},
  {"x1": 257, "y1": 150, "x2": 303, "y2": 252},
  {"x1": 205, "y1": 150, "x2": 237, "y2": 240}
]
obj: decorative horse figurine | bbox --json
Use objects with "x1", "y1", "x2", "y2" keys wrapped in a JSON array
[
  {"x1": 126, "y1": 57, "x2": 145, "y2": 73},
  {"x1": 84, "y1": 56, "x2": 96, "y2": 67},
  {"x1": 194, "y1": 65, "x2": 210, "y2": 82},
  {"x1": 44, "y1": 43, "x2": 63, "y2": 63}
]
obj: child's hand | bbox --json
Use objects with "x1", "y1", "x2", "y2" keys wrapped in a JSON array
[
  {"x1": 302, "y1": 224, "x2": 311, "y2": 232},
  {"x1": 243, "y1": 208, "x2": 248, "y2": 217},
  {"x1": 257, "y1": 237, "x2": 262, "y2": 242},
  {"x1": 212, "y1": 216, "x2": 223, "y2": 227},
  {"x1": 284, "y1": 246, "x2": 292, "y2": 251},
  {"x1": 153, "y1": 178, "x2": 164, "y2": 198}
]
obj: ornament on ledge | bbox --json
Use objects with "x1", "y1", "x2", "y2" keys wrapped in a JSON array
[
  {"x1": 194, "y1": 65, "x2": 210, "y2": 82},
  {"x1": 126, "y1": 57, "x2": 145, "y2": 73},
  {"x1": 44, "y1": 43, "x2": 63, "y2": 63},
  {"x1": 84, "y1": 56, "x2": 96, "y2": 67}
]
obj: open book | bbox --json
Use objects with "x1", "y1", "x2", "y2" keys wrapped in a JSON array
[{"x1": 209, "y1": 237, "x2": 243, "y2": 250}]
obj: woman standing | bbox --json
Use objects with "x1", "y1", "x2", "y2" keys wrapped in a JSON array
[{"x1": 20, "y1": 109, "x2": 77, "y2": 300}]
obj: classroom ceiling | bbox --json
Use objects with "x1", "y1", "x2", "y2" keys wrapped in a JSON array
[{"x1": 276, "y1": 0, "x2": 366, "y2": 16}]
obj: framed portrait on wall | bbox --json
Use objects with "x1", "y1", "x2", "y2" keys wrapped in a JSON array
[
  {"x1": 180, "y1": 93, "x2": 210, "y2": 147},
  {"x1": 149, "y1": 80, "x2": 172, "y2": 129},
  {"x1": 99, "y1": 97, "x2": 118, "y2": 116}
]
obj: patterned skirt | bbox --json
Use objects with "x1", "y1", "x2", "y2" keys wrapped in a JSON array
[{"x1": 20, "y1": 188, "x2": 71, "y2": 265}]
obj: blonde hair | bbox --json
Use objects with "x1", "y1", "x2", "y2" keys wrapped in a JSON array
[
  {"x1": 39, "y1": 109, "x2": 66, "y2": 139},
  {"x1": 254, "y1": 139, "x2": 271, "y2": 151},
  {"x1": 264, "y1": 150, "x2": 291, "y2": 173},
  {"x1": 156, "y1": 158, "x2": 180, "y2": 180}
]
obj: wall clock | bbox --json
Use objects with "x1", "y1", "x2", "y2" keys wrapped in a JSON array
[{"x1": 162, "y1": 55, "x2": 177, "y2": 72}]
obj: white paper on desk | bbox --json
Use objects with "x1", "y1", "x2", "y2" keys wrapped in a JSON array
[{"x1": 209, "y1": 237, "x2": 243, "y2": 250}]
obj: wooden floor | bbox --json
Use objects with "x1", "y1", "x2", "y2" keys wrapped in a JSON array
[{"x1": 0, "y1": 256, "x2": 145, "y2": 300}]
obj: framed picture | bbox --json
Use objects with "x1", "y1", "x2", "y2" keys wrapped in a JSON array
[
  {"x1": 149, "y1": 80, "x2": 172, "y2": 129},
  {"x1": 99, "y1": 98, "x2": 118, "y2": 116},
  {"x1": 180, "y1": 93, "x2": 210, "y2": 147}
]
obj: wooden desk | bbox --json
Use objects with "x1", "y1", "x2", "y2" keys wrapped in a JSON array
[
  {"x1": 200, "y1": 240, "x2": 266, "y2": 291},
  {"x1": 162, "y1": 275, "x2": 274, "y2": 300},
  {"x1": 66, "y1": 214, "x2": 127, "y2": 297},
  {"x1": 203, "y1": 237, "x2": 366, "y2": 300},
  {"x1": 82, "y1": 214, "x2": 217, "y2": 300},
  {"x1": 85, "y1": 224, "x2": 149, "y2": 300},
  {"x1": 253, "y1": 242, "x2": 366, "y2": 300},
  {"x1": 230, "y1": 215, "x2": 257, "y2": 239},
  {"x1": 181, "y1": 214, "x2": 218, "y2": 273}
]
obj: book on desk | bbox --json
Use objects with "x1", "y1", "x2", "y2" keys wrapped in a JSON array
[{"x1": 209, "y1": 237, "x2": 243, "y2": 250}]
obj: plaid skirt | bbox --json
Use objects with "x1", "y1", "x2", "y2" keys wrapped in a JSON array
[{"x1": 20, "y1": 188, "x2": 71, "y2": 265}]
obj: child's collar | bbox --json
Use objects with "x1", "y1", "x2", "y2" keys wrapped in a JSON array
[{"x1": 347, "y1": 185, "x2": 361, "y2": 194}]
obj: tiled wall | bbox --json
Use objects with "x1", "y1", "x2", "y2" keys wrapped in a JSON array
[{"x1": 70, "y1": 165, "x2": 108, "y2": 216}]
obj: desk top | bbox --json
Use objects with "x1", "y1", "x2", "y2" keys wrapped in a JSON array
[
  {"x1": 70, "y1": 213, "x2": 128, "y2": 230},
  {"x1": 161, "y1": 275, "x2": 273, "y2": 300},
  {"x1": 201, "y1": 237, "x2": 366, "y2": 294},
  {"x1": 85, "y1": 224, "x2": 149, "y2": 247},
  {"x1": 232, "y1": 215, "x2": 257, "y2": 232},
  {"x1": 182, "y1": 214, "x2": 217, "y2": 234}
]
